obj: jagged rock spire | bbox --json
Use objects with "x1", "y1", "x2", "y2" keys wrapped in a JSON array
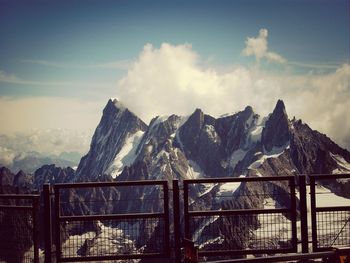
[
  {"x1": 75, "y1": 99, "x2": 148, "y2": 181},
  {"x1": 261, "y1": 99, "x2": 291, "y2": 152}
]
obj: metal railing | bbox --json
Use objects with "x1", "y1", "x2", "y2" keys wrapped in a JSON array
[
  {"x1": 3, "y1": 173, "x2": 349, "y2": 262},
  {"x1": 50, "y1": 180, "x2": 170, "y2": 262},
  {"x1": 310, "y1": 173, "x2": 350, "y2": 252},
  {"x1": 0, "y1": 194, "x2": 40, "y2": 263},
  {"x1": 183, "y1": 176, "x2": 298, "y2": 259}
]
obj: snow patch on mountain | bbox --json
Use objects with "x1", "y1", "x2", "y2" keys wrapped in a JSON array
[
  {"x1": 229, "y1": 149, "x2": 248, "y2": 169},
  {"x1": 198, "y1": 183, "x2": 217, "y2": 197},
  {"x1": 248, "y1": 123, "x2": 264, "y2": 145},
  {"x1": 193, "y1": 216, "x2": 220, "y2": 243},
  {"x1": 204, "y1": 124, "x2": 219, "y2": 143},
  {"x1": 62, "y1": 222, "x2": 137, "y2": 258},
  {"x1": 248, "y1": 144, "x2": 289, "y2": 170},
  {"x1": 62, "y1": 231, "x2": 96, "y2": 257},
  {"x1": 217, "y1": 175, "x2": 245, "y2": 199},
  {"x1": 89, "y1": 223, "x2": 136, "y2": 256},
  {"x1": 186, "y1": 160, "x2": 204, "y2": 179},
  {"x1": 199, "y1": 236, "x2": 224, "y2": 249},
  {"x1": 106, "y1": 131, "x2": 144, "y2": 178},
  {"x1": 331, "y1": 153, "x2": 350, "y2": 174},
  {"x1": 315, "y1": 185, "x2": 350, "y2": 207},
  {"x1": 244, "y1": 115, "x2": 266, "y2": 148},
  {"x1": 253, "y1": 197, "x2": 292, "y2": 247},
  {"x1": 152, "y1": 115, "x2": 170, "y2": 126}
]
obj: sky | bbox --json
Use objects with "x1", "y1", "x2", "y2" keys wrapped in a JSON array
[{"x1": 0, "y1": 0, "x2": 349, "y2": 151}]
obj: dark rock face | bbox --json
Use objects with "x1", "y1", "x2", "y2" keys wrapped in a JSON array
[
  {"x1": 33, "y1": 164, "x2": 75, "y2": 190},
  {"x1": 216, "y1": 106, "x2": 258, "y2": 154},
  {"x1": 0, "y1": 166, "x2": 33, "y2": 194},
  {"x1": 178, "y1": 109, "x2": 224, "y2": 177},
  {"x1": 290, "y1": 120, "x2": 350, "y2": 174},
  {"x1": 75, "y1": 99, "x2": 147, "y2": 181},
  {"x1": 262, "y1": 100, "x2": 291, "y2": 152}
]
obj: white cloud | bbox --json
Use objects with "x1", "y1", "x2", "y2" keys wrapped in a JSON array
[
  {"x1": 242, "y1": 28, "x2": 286, "y2": 64},
  {"x1": 116, "y1": 43, "x2": 350, "y2": 149}
]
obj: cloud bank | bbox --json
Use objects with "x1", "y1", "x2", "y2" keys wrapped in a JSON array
[{"x1": 116, "y1": 42, "x2": 350, "y2": 150}]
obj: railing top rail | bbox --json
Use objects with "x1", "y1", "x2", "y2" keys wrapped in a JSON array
[
  {"x1": 189, "y1": 208, "x2": 290, "y2": 216},
  {"x1": 203, "y1": 251, "x2": 337, "y2": 263},
  {"x1": 0, "y1": 194, "x2": 40, "y2": 199},
  {"x1": 53, "y1": 179, "x2": 168, "y2": 189},
  {"x1": 60, "y1": 212, "x2": 166, "y2": 221},
  {"x1": 0, "y1": 205, "x2": 36, "y2": 210},
  {"x1": 308, "y1": 173, "x2": 350, "y2": 180},
  {"x1": 184, "y1": 175, "x2": 294, "y2": 184},
  {"x1": 316, "y1": 206, "x2": 350, "y2": 212}
]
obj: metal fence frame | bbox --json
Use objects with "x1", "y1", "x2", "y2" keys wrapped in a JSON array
[
  {"x1": 183, "y1": 176, "x2": 298, "y2": 258},
  {"x1": 0, "y1": 194, "x2": 40, "y2": 263},
  {"x1": 310, "y1": 173, "x2": 350, "y2": 252},
  {"x1": 52, "y1": 180, "x2": 170, "y2": 262},
  {"x1": 2, "y1": 174, "x2": 348, "y2": 262}
]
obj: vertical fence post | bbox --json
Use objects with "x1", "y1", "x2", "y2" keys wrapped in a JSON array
[
  {"x1": 183, "y1": 181, "x2": 190, "y2": 239},
  {"x1": 163, "y1": 181, "x2": 171, "y2": 258},
  {"x1": 43, "y1": 184, "x2": 52, "y2": 263},
  {"x1": 33, "y1": 196, "x2": 40, "y2": 263},
  {"x1": 54, "y1": 186, "x2": 61, "y2": 261},
  {"x1": 290, "y1": 177, "x2": 298, "y2": 252},
  {"x1": 299, "y1": 175, "x2": 309, "y2": 253},
  {"x1": 173, "y1": 180, "x2": 181, "y2": 263},
  {"x1": 310, "y1": 176, "x2": 318, "y2": 252}
]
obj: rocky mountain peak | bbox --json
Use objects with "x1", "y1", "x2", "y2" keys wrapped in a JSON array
[
  {"x1": 178, "y1": 108, "x2": 216, "y2": 156},
  {"x1": 13, "y1": 170, "x2": 32, "y2": 189},
  {"x1": 274, "y1": 99, "x2": 286, "y2": 114},
  {"x1": 75, "y1": 100, "x2": 148, "y2": 181},
  {"x1": 215, "y1": 105, "x2": 258, "y2": 154},
  {"x1": 33, "y1": 164, "x2": 75, "y2": 189},
  {"x1": 0, "y1": 167, "x2": 33, "y2": 194},
  {"x1": 243, "y1": 105, "x2": 253, "y2": 115},
  {"x1": 135, "y1": 114, "x2": 181, "y2": 163},
  {"x1": 261, "y1": 99, "x2": 291, "y2": 152},
  {"x1": 290, "y1": 118, "x2": 350, "y2": 174}
]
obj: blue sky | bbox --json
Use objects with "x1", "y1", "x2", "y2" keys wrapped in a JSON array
[{"x1": 0, "y1": 0, "x2": 349, "y2": 148}]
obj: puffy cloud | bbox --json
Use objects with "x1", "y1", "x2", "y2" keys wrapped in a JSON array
[
  {"x1": 242, "y1": 28, "x2": 286, "y2": 64},
  {"x1": 116, "y1": 43, "x2": 350, "y2": 150}
]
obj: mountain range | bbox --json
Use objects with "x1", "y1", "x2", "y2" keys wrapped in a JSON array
[{"x1": 75, "y1": 98, "x2": 350, "y2": 183}]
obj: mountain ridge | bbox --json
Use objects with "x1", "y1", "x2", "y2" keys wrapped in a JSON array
[{"x1": 74, "y1": 98, "x2": 350, "y2": 183}]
